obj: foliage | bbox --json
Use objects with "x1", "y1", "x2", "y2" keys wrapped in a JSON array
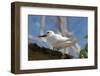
[
  {"x1": 79, "y1": 35, "x2": 88, "y2": 58},
  {"x1": 80, "y1": 43, "x2": 88, "y2": 58}
]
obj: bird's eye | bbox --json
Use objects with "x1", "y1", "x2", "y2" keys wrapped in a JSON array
[{"x1": 47, "y1": 32, "x2": 49, "y2": 34}]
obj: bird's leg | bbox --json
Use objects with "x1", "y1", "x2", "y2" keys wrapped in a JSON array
[
  {"x1": 48, "y1": 44, "x2": 53, "y2": 50},
  {"x1": 48, "y1": 45, "x2": 53, "y2": 57},
  {"x1": 61, "y1": 48, "x2": 66, "y2": 59},
  {"x1": 61, "y1": 48, "x2": 69, "y2": 59},
  {"x1": 53, "y1": 48, "x2": 56, "y2": 51}
]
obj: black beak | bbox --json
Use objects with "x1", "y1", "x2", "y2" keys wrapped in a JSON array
[{"x1": 38, "y1": 34, "x2": 47, "y2": 37}]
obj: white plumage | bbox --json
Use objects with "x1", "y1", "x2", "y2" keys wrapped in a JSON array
[
  {"x1": 39, "y1": 31, "x2": 74, "y2": 49},
  {"x1": 39, "y1": 31, "x2": 80, "y2": 58}
]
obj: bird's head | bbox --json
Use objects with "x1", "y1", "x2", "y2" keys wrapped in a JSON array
[{"x1": 38, "y1": 31, "x2": 55, "y2": 38}]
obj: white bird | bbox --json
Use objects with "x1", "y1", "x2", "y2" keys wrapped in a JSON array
[
  {"x1": 39, "y1": 31, "x2": 76, "y2": 58},
  {"x1": 39, "y1": 31, "x2": 74, "y2": 49}
]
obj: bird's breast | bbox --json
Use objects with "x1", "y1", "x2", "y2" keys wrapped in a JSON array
[{"x1": 47, "y1": 36, "x2": 57, "y2": 46}]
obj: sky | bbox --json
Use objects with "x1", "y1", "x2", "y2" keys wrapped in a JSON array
[{"x1": 28, "y1": 15, "x2": 88, "y2": 48}]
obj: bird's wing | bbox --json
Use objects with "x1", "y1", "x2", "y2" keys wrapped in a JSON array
[
  {"x1": 53, "y1": 37, "x2": 74, "y2": 49},
  {"x1": 55, "y1": 35, "x2": 70, "y2": 42},
  {"x1": 55, "y1": 38, "x2": 72, "y2": 44},
  {"x1": 56, "y1": 34, "x2": 70, "y2": 39}
]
